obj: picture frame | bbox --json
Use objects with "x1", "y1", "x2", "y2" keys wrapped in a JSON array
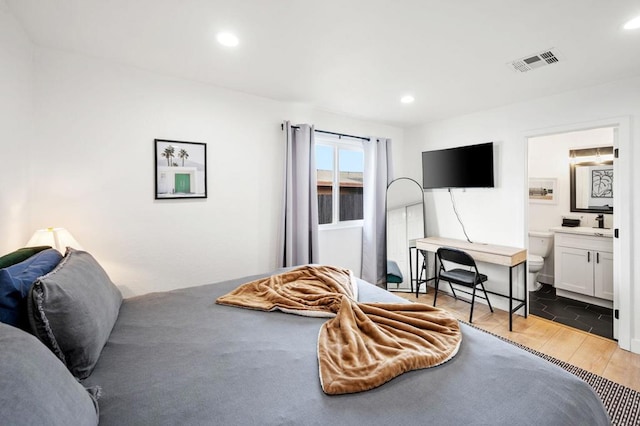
[
  {"x1": 528, "y1": 177, "x2": 557, "y2": 204},
  {"x1": 591, "y1": 168, "x2": 613, "y2": 198},
  {"x1": 154, "y1": 139, "x2": 207, "y2": 199}
]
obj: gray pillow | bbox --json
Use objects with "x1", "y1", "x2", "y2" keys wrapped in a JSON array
[
  {"x1": 28, "y1": 248, "x2": 122, "y2": 379},
  {"x1": 0, "y1": 321, "x2": 99, "y2": 425}
]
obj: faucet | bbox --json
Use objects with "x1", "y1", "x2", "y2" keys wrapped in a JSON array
[{"x1": 595, "y1": 214, "x2": 605, "y2": 229}]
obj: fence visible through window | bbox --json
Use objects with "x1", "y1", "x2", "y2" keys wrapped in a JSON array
[{"x1": 316, "y1": 140, "x2": 363, "y2": 225}]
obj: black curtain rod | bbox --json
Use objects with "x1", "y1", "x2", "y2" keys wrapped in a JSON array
[
  {"x1": 281, "y1": 123, "x2": 370, "y2": 141},
  {"x1": 314, "y1": 129, "x2": 370, "y2": 142}
]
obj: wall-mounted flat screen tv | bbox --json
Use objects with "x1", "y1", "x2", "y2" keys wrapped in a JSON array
[{"x1": 422, "y1": 142, "x2": 494, "y2": 189}]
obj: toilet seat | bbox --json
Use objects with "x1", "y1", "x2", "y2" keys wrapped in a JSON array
[{"x1": 528, "y1": 254, "x2": 544, "y2": 269}]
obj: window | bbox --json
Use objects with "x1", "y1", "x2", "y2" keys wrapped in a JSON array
[{"x1": 315, "y1": 135, "x2": 364, "y2": 226}]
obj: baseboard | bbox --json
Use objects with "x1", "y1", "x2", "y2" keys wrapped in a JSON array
[
  {"x1": 537, "y1": 273, "x2": 554, "y2": 285},
  {"x1": 388, "y1": 288, "x2": 413, "y2": 293},
  {"x1": 555, "y1": 288, "x2": 613, "y2": 309}
]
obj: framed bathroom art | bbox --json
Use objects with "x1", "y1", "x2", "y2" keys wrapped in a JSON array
[
  {"x1": 154, "y1": 139, "x2": 207, "y2": 199},
  {"x1": 528, "y1": 177, "x2": 557, "y2": 204},
  {"x1": 591, "y1": 168, "x2": 613, "y2": 198}
]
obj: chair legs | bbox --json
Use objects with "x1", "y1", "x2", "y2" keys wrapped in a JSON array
[
  {"x1": 469, "y1": 283, "x2": 493, "y2": 323},
  {"x1": 448, "y1": 282, "x2": 458, "y2": 300},
  {"x1": 480, "y1": 282, "x2": 494, "y2": 313},
  {"x1": 433, "y1": 276, "x2": 439, "y2": 306},
  {"x1": 470, "y1": 286, "x2": 477, "y2": 322},
  {"x1": 435, "y1": 280, "x2": 493, "y2": 323},
  {"x1": 434, "y1": 279, "x2": 462, "y2": 307}
]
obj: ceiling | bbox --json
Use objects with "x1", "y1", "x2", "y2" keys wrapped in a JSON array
[{"x1": 6, "y1": 0, "x2": 640, "y2": 127}]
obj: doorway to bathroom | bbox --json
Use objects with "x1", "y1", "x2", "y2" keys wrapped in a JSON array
[
  {"x1": 527, "y1": 127, "x2": 614, "y2": 340},
  {"x1": 525, "y1": 117, "x2": 631, "y2": 350}
]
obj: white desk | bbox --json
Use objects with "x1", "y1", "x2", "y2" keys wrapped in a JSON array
[{"x1": 415, "y1": 237, "x2": 527, "y2": 331}]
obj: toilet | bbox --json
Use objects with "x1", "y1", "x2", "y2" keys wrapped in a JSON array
[{"x1": 528, "y1": 231, "x2": 554, "y2": 292}]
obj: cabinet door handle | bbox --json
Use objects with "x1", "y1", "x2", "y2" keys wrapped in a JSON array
[
  {"x1": 597, "y1": 252, "x2": 600, "y2": 263},
  {"x1": 587, "y1": 252, "x2": 591, "y2": 263}
]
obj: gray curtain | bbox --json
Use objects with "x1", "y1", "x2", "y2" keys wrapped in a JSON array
[
  {"x1": 362, "y1": 138, "x2": 393, "y2": 286},
  {"x1": 278, "y1": 121, "x2": 319, "y2": 267}
]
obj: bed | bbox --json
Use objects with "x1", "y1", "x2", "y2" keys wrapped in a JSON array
[{"x1": 1, "y1": 248, "x2": 610, "y2": 425}]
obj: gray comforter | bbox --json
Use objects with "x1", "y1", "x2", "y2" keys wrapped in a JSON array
[{"x1": 84, "y1": 272, "x2": 610, "y2": 425}]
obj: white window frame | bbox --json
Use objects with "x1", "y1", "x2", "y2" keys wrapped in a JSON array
[{"x1": 315, "y1": 134, "x2": 364, "y2": 230}]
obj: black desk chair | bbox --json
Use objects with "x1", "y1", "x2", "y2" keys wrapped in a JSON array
[{"x1": 433, "y1": 247, "x2": 493, "y2": 323}]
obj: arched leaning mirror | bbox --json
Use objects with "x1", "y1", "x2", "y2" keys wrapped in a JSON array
[{"x1": 385, "y1": 177, "x2": 425, "y2": 292}]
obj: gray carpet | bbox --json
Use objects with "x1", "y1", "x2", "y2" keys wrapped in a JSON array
[{"x1": 468, "y1": 322, "x2": 640, "y2": 425}]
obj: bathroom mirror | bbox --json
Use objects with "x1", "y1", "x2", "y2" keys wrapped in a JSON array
[
  {"x1": 570, "y1": 146, "x2": 614, "y2": 214},
  {"x1": 385, "y1": 177, "x2": 425, "y2": 292}
]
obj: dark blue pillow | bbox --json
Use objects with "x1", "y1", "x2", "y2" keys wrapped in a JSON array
[{"x1": 0, "y1": 249, "x2": 62, "y2": 330}]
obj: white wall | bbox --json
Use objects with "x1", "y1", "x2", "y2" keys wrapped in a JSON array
[
  {"x1": 403, "y1": 76, "x2": 639, "y2": 351},
  {"x1": 528, "y1": 127, "x2": 615, "y2": 283},
  {"x1": 27, "y1": 48, "x2": 402, "y2": 296},
  {"x1": 317, "y1": 226, "x2": 363, "y2": 274},
  {"x1": 0, "y1": 1, "x2": 33, "y2": 252}
]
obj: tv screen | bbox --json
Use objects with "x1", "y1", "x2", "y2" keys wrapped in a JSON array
[{"x1": 422, "y1": 142, "x2": 494, "y2": 189}]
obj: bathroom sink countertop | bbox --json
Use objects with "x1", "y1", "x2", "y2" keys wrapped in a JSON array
[{"x1": 550, "y1": 226, "x2": 613, "y2": 238}]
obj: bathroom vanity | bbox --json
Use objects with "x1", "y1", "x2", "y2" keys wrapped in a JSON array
[{"x1": 551, "y1": 226, "x2": 613, "y2": 308}]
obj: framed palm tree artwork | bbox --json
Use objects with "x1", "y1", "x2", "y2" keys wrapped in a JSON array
[{"x1": 154, "y1": 139, "x2": 207, "y2": 199}]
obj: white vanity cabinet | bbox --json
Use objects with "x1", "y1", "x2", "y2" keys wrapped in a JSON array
[{"x1": 553, "y1": 227, "x2": 613, "y2": 305}]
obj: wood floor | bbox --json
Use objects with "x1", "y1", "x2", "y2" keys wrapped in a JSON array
[{"x1": 395, "y1": 289, "x2": 640, "y2": 393}]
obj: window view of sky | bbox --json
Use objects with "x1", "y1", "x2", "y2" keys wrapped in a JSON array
[{"x1": 316, "y1": 145, "x2": 364, "y2": 172}]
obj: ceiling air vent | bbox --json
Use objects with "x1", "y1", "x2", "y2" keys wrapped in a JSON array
[{"x1": 509, "y1": 48, "x2": 561, "y2": 73}]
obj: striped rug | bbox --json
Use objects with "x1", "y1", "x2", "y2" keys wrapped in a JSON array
[{"x1": 467, "y1": 323, "x2": 640, "y2": 425}]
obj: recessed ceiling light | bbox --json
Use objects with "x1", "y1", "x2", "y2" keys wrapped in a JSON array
[
  {"x1": 400, "y1": 95, "x2": 415, "y2": 104},
  {"x1": 623, "y1": 15, "x2": 640, "y2": 30},
  {"x1": 216, "y1": 32, "x2": 239, "y2": 47}
]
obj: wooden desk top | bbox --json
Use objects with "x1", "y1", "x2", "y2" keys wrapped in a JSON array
[{"x1": 416, "y1": 237, "x2": 527, "y2": 267}]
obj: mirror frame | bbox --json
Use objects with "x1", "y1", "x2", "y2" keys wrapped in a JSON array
[
  {"x1": 569, "y1": 159, "x2": 614, "y2": 214},
  {"x1": 385, "y1": 177, "x2": 426, "y2": 290},
  {"x1": 385, "y1": 177, "x2": 426, "y2": 234}
]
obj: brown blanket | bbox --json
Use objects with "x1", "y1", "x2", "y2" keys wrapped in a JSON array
[{"x1": 216, "y1": 265, "x2": 461, "y2": 395}]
